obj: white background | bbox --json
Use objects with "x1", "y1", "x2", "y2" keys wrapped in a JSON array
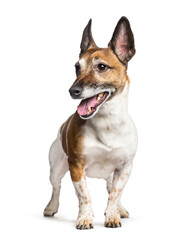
[{"x1": 1, "y1": 0, "x2": 191, "y2": 239}]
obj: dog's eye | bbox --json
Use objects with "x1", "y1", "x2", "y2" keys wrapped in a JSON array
[
  {"x1": 75, "y1": 63, "x2": 80, "y2": 76},
  {"x1": 96, "y1": 64, "x2": 108, "y2": 72}
]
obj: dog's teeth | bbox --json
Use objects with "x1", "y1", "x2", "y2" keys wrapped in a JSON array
[
  {"x1": 98, "y1": 92, "x2": 104, "y2": 98},
  {"x1": 88, "y1": 106, "x2": 91, "y2": 114},
  {"x1": 97, "y1": 92, "x2": 104, "y2": 101}
]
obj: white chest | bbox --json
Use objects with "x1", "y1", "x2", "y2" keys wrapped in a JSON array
[{"x1": 83, "y1": 110, "x2": 138, "y2": 179}]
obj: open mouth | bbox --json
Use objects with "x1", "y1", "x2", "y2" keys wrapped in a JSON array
[{"x1": 77, "y1": 91, "x2": 110, "y2": 119}]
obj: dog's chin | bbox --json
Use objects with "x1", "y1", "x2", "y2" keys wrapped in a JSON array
[{"x1": 77, "y1": 91, "x2": 111, "y2": 120}]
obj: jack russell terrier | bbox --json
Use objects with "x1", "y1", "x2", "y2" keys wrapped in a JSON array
[{"x1": 44, "y1": 16, "x2": 138, "y2": 230}]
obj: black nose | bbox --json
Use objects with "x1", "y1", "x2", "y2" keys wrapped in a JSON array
[{"x1": 69, "y1": 85, "x2": 83, "y2": 98}]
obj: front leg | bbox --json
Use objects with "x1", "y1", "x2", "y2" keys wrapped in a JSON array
[
  {"x1": 105, "y1": 174, "x2": 129, "y2": 219},
  {"x1": 105, "y1": 162, "x2": 133, "y2": 228},
  {"x1": 69, "y1": 162, "x2": 94, "y2": 230}
]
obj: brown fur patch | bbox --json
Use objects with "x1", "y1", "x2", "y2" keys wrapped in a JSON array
[
  {"x1": 69, "y1": 162, "x2": 84, "y2": 182},
  {"x1": 74, "y1": 47, "x2": 129, "y2": 100},
  {"x1": 61, "y1": 112, "x2": 86, "y2": 182}
]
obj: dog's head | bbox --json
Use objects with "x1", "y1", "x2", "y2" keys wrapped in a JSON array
[{"x1": 69, "y1": 16, "x2": 135, "y2": 120}]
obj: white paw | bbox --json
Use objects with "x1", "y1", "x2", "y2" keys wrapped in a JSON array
[
  {"x1": 119, "y1": 207, "x2": 129, "y2": 218},
  {"x1": 44, "y1": 201, "x2": 59, "y2": 217},
  {"x1": 76, "y1": 218, "x2": 94, "y2": 230},
  {"x1": 105, "y1": 214, "x2": 121, "y2": 228}
]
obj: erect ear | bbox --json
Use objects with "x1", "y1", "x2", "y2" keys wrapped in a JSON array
[
  {"x1": 108, "y1": 16, "x2": 135, "y2": 65},
  {"x1": 80, "y1": 19, "x2": 97, "y2": 57}
]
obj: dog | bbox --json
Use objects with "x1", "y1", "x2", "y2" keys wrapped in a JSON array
[{"x1": 44, "y1": 16, "x2": 138, "y2": 230}]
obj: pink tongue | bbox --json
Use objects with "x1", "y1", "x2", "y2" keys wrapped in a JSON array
[{"x1": 77, "y1": 96, "x2": 97, "y2": 116}]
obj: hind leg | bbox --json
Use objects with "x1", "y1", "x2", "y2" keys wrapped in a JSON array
[{"x1": 44, "y1": 138, "x2": 69, "y2": 217}]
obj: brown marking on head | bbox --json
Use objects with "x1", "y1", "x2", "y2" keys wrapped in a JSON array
[
  {"x1": 73, "y1": 47, "x2": 128, "y2": 97},
  {"x1": 70, "y1": 17, "x2": 135, "y2": 100}
]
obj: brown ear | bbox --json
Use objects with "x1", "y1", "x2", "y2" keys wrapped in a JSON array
[
  {"x1": 80, "y1": 19, "x2": 97, "y2": 57},
  {"x1": 108, "y1": 16, "x2": 135, "y2": 65}
]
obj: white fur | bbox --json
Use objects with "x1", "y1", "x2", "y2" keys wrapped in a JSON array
[
  {"x1": 73, "y1": 175, "x2": 94, "y2": 229},
  {"x1": 79, "y1": 58, "x2": 86, "y2": 70},
  {"x1": 83, "y1": 84, "x2": 137, "y2": 179}
]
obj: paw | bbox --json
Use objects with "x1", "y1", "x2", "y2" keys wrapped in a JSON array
[
  {"x1": 43, "y1": 201, "x2": 59, "y2": 217},
  {"x1": 44, "y1": 207, "x2": 58, "y2": 217},
  {"x1": 105, "y1": 216, "x2": 122, "y2": 228},
  {"x1": 119, "y1": 208, "x2": 129, "y2": 218},
  {"x1": 76, "y1": 219, "x2": 94, "y2": 230}
]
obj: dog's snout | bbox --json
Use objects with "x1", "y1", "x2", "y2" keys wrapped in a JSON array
[{"x1": 69, "y1": 85, "x2": 83, "y2": 99}]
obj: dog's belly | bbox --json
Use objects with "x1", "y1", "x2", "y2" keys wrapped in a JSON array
[{"x1": 84, "y1": 147, "x2": 130, "y2": 179}]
